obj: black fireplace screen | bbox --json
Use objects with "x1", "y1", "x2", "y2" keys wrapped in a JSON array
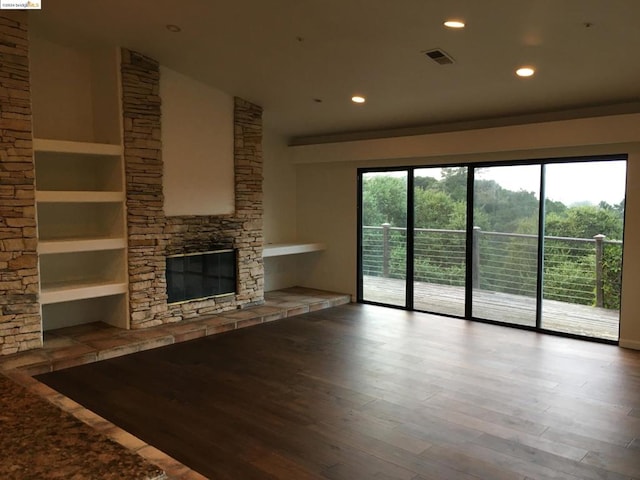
[{"x1": 166, "y1": 249, "x2": 236, "y2": 304}]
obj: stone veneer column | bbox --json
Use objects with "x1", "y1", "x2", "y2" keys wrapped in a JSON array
[
  {"x1": 232, "y1": 97, "x2": 264, "y2": 304},
  {"x1": 121, "y1": 49, "x2": 169, "y2": 328},
  {"x1": 0, "y1": 12, "x2": 41, "y2": 355}
]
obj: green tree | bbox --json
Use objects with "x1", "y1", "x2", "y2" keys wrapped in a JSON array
[
  {"x1": 545, "y1": 205, "x2": 623, "y2": 239},
  {"x1": 449, "y1": 202, "x2": 468, "y2": 230},
  {"x1": 545, "y1": 198, "x2": 567, "y2": 216},
  {"x1": 362, "y1": 175, "x2": 407, "y2": 226},
  {"x1": 474, "y1": 180, "x2": 539, "y2": 232},
  {"x1": 414, "y1": 175, "x2": 440, "y2": 191},
  {"x1": 414, "y1": 189, "x2": 456, "y2": 228},
  {"x1": 602, "y1": 243, "x2": 622, "y2": 309},
  {"x1": 440, "y1": 167, "x2": 468, "y2": 202}
]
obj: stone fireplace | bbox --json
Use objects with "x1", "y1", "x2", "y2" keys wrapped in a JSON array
[{"x1": 121, "y1": 50, "x2": 264, "y2": 329}]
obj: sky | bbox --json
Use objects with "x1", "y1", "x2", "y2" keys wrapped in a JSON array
[{"x1": 476, "y1": 161, "x2": 627, "y2": 206}]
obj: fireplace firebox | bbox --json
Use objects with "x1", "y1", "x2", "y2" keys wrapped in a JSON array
[{"x1": 166, "y1": 249, "x2": 236, "y2": 304}]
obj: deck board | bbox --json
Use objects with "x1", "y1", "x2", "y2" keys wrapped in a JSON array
[{"x1": 363, "y1": 276, "x2": 619, "y2": 341}]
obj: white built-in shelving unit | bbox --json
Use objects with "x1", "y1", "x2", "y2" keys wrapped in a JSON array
[{"x1": 31, "y1": 36, "x2": 129, "y2": 331}]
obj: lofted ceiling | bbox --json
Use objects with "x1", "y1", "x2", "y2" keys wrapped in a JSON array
[{"x1": 30, "y1": 0, "x2": 640, "y2": 143}]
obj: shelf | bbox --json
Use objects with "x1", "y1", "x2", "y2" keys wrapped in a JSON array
[
  {"x1": 36, "y1": 191, "x2": 124, "y2": 203},
  {"x1": 35, "y1": 150, "x2": 123, "y2": 192},
  {"x1": 263, "y1": 242, "x2": 326, "y2": 258},
  {"x1": 37, "y1": 202, "x2": 125, "y2": 242},
  {"x1": 38, "y1": 237, "x2": 126, "y2": 255},
  {"x1": 42, "y1": 295, "x2": 128, "y2": 331},
  {"x1": 40, "y1": 281, "x2": 128, "y2": 305},
  {"x1": 33, "y1": 138, "x2": 122, "y2": 156},
  {"x1": 39, "y1": 250, "x2": 126, "y2": 296}
]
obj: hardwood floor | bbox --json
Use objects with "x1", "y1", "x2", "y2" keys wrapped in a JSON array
[{"x1": 37, "y1": 304, "x2": 640, "y2": 480}]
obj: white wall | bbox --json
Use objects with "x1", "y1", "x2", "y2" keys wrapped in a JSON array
[
  {"x1": 30, "y1": 35, "x2": 96, "y2": 142},
  {"x1": 263, "y1": 129, "x2": 297, "y2": 243},
  {"x1": 290, "y1": 114, "x2": 640, "y2": 349},
  {"x1": 296, "y1": 160, "x2": 357, "y2": 297},
  {"x1": 160, "y1": 66, "x2": 234, "y2": 216},
  {"x1": 620, "y1": 152, "x2": 640, "y2": 349},
  {"x1": 263, "y1": 129, "x2": 299, "y2": 291}
]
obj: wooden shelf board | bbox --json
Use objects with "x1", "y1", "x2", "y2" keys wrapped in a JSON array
[
  {"x1": 263, "y1": 242, "x2": 326, "y2": 258},
  {"x1": 40, "y1": 281, "x2": 128, "y2": 305},
  {"x1": 33, "y1": 138, "x2": 122, "y2": 156},
  {"x1": 36, "y1": 191, "x2": 124, "y2": 203},
  {"x1": 38, "y1": 237, "x2": 127, "y2": 255}
]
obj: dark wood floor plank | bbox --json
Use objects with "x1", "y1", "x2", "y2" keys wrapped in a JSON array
[
  {"x1": 249, "y1": 450, "x2": 326, "y2": 480},
  {"x1": 319, "y1": 408, "x2": 432, "y2": 455},
  {"x1": 471, "y1": 433, "x2": 631, "y2": 480},
  {"x1": 420, "y1": 443, "x2": 527, "y2": 480},
  {"x1": 310, "y1": 420, "x2": 427, "y2": 472},
  {"x1": 420, "y1": 394, "x2": 589, "y2": 462},
  {"x1": 37, "y1": 304, "x2": 640, "y2": 479},
  {"x1": 425, "y1": 441, "x2": 586, "y2": 480},
  {"x1": 581, "y1": 449, "x2": 640, "y2": 479},
  {"x1": 423, "y1": 391, "x2": 547, "y2": 436},
  {"x1": 541, "y1": 427, "x2": 639, "y2": 462}
]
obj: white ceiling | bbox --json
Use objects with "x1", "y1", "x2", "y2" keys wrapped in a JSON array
[{"x1": 31, "y1": 0, "x2": 640, "y2": 142}]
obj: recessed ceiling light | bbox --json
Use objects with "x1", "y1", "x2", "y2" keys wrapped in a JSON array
[
  {"x1": 351, "y1": 95, "x2": 366, "y2": 104},
  {"x1": 444, "y1": 20, "x2": 465, "y2": 29},
  {"x1": 516, "y1": 66, "x2": 535, "y2": 77},
  {"x1": 166, "y1": 24, "x2": 181, "y2": 33}
]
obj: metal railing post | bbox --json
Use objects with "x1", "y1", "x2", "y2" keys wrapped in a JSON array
[
  {"x1": 382, "y1": 223, "x2": 391, "y2": 277},
  {"x1": 594, "y1": 234, "x2": 606, "y2": 308},
  {"x1": 472, "y1": 226, "x2": 481, "y2": 288}
]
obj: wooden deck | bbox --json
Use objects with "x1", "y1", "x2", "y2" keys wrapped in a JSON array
[{"x1": 363, "y1": 276, "x2": 619, "y2": 341}]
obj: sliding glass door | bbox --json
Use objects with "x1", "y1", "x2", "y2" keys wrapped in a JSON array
[
  {"x1": 471, "y1": 165, "x2": 540, "y2": 326},
  {"x1": 360, "y1": 170, "x2": 407, "y2": 307},
  {"x1": 358, "y1": 156, "x2": 626, "y2": 343},
  {"x1": 413, "y1": 168, "x2": 467, "y2": 316},
  {"x1": 542, "y1": 161, "x2": 626, "y2": 340}
]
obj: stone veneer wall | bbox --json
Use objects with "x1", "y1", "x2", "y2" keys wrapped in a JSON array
[
  {"x1": 122, "y1": 49, "x2": 264, "y2": 328},
  {"x1": 0, "y1": 12, "x2": 41, "y2": 354}
]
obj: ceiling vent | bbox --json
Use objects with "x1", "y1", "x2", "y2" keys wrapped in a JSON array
[{"x1": 424, "y1": 49, "x2": 455, "y2": 65}]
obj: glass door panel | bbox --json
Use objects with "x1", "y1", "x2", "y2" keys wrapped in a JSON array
[
  {"x1": 542, "y1": 161, "x2": 626, "y2": 340},
  {"x1": 413, "y1": 167, "x2": 467, "y2": 316},
  {"x1": 361, "y1": 171, "x2": 407, "y2": 307},
  {"x1": 472, "y1": 165, "x2": 540, "y2": 326}
]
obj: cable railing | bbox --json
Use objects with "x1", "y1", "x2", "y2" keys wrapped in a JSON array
[{"x1": 362, "y1": 224, "x2": 623, "y2": 309}]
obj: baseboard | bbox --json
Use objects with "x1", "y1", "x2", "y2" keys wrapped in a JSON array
[{"x1": 619, "y1": 339, "x2": 640, "y2": 351}]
